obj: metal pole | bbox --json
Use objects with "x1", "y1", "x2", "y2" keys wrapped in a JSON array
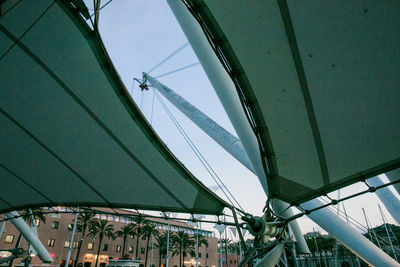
[
  {"x1": 254, "y1": 242, "x2": 285, "y2": 267},
  {"x1": 225, "y1": 227, "x2": 228, "y2": 267},
  {"x1": 166, "y1": 220, "x2": 170, "y2": 267},
  {"x1": 362, "y1": 208, "x2": 375, "y2": 246},
  {"x1": 367, "y1": 176, "x2": 400, "y2": 224},
  {"x1": 145, "y1": 73, "x2": 309, "y2": 254},
  {"x1": 151, "y1": 234, "x2": 154, "y2": 267},
  {"x1": 144, "y1": 73, "x2": 253, "y2": 172},
  {"x1": 195, "y1": 222, "x2": 199, "y2": 267},
  {"x1": 312, "y1": 229, "x2": 322, "y2": 267},
  {"x1": 238, "y1": 241, "x2": 242, "y2": 263},
  {"x1": 147, "y1": 76, "x2": 255, "y2": 173},
  {"x1": 65, "y1": 209, "x2": 79, "y2": 267},
  {"x1": 5, "y1": 211, "x2": 52, "y2": 263},
  {"x1": 342, "y1": 205, "x2": 360, "y2": 267},
  {"x1": 363, "y1": 208, "x2": 383, "y2": 250},
  {"x1": 378, "y1": 204, "x2": 398, "y2": 261},
  {"x1": 0, "y1": 221, "x2": 6, "y2": 239},
  {"x1": 302, "y1": 199, "x2": 399, "y2": 266},
  {"x1": 166, "y1": 0, "x2": 268, "y2": 194},
  {"x1": 219, "y1": 234, "x2": 223, "y2": 267},
  {"x1": 385, "y1": 171, "x2": 400, "y2": 196}
]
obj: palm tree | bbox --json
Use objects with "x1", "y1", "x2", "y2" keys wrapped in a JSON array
[
  {"x1": 153, "y1": 233, "x2": 169, "y2": 267},
  {"x1": 142, "y1": 223, "x2": 159, "y2": 267},
  {"x1": 88, "y1": 219, "x2": 116, "y2": 267},
  {"x1": 74, "y1": 212, "x2": 94, "y2": 267},
  {"x1": 116, "y1": 223, "x2": 135, "y2": 258},
  {"x1": 21, "y1": 208, "x2": 47, "y2": 224},
  {"x1": 133, "y1": 216, "x2": 149, "y2": 260},
  {"x1": 196, "y1": 234, "x2": 208, "y2": 249},
  {"x1": 171, "y1": 231, "x2": 195, "y2": 267}
]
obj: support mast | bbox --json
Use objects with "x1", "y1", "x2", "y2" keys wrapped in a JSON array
[{"x1": 144, "y1": 73, "x2": 309, "y2": 254}]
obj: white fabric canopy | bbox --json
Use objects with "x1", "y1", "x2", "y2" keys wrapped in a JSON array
[
  {"x1": 0, "y1": 0, "x2": 227, "y2": 215},
  {"x1": 185, "y1": 0, "x2": 400, "y2": 203}
]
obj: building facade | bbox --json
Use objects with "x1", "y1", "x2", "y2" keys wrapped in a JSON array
[{"x1": 0, "y1": 208, "x2": 219, "y2": 267}]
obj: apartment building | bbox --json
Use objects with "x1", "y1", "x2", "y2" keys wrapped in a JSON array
[{"x1": 0, "y1": 208, "x2": 218, "y2": 267}]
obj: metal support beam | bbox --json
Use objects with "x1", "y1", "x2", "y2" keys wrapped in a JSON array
[
  {"x1": 166, "y1": 220, "x2": 170, "y2": 267},
  {"x1": 303, "y1": 199, "x2": 399, "y2": 266},
  {"x1": 65, "y1": 209, "x2": 79, "y2": 267},
  {"x1": 368, "y1": 176, "x2": 400, "y2": 224},
  {"x1": 144, "y1": 73, "x2": 254, "y2": 171},
  {"x1": 5, "y1": 211, "x2": 52, "y2": 263},
  {"x1": 145, "y1": 73, "x2": 309, "y2": 254},
  {"x1": 385, "y1": 170, "x2": 400, "y2": 196},
  {"x1": 254, "y1": 242, "x2": 285, "y2": 267},
  {"x1": 166, "y1": 0, "x2": 269, "y2": 194},
  {"x1": 0, "y1": 221, "x2": 5, "y2": 239}
]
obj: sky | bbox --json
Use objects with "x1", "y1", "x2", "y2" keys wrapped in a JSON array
[{"x1": 85, "y1": 0, "x2": 399, "y2": 238}]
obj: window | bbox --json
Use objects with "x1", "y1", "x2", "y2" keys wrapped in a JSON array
[
  {"x1": 5, "y1": 235, "x2": 14, "y2": 243},
  {"x1": 140, "y1": 248, "x2": 145, "y2": 254},
  {"x1": 199, "y1": 253, "x2": 201, "y2": 258},
  {"x1": 51, "y1": 221, "x2": 59, "y2": 229},
  {"x1": 73, "y1": 241, "x2": 79, "y2": 248},
  {"x1": 128, "y1": 247, "x2": 133, "y2": 253},
  {"x1": 34, "y1": 219, "x2": 40, "y2": 227},
  {"x1": 68, "y1": 224, "x2": 82, "y2": 232},
  {"x1": 116, "y1": 245, "x2": 121, "y2": 252},
  {"x1": 103, "y1": 244, "x2": 108, "y2": 251},
  {"x1": 229, "y1": 260, "x2": 232, "y2": 264},
  {"x1": 88, "y1": 243, "x2": 94, "y2": 250},
  {"x1": 64, "y1": 241, "x2": 70, "y2": 248},
  {"x1": 48, "y1": 238, "x2": 55, "y2": 247},
  {"x1": 206, "y1": 253, "x2": 208, "y2": 259}
]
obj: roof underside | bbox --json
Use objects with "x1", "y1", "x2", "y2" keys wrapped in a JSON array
[
  {"x1": 0, "y1": 0, "x2": 227, "y2": 215},
  {"x1": 186, "y1": 0, "x2": 400, "y2": 204}
]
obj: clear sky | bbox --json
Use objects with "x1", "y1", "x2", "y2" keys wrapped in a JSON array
[{"x1": 86, "y1": 0, "x2": 398, "y2": 237}]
